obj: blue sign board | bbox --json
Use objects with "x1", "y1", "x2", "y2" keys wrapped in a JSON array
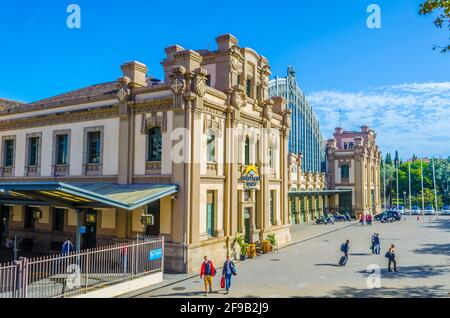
[
  {"x1": 149, "y1": 248, "x2": 162, "y2": 261},
  {"x1": 79, "y1": 226, "x2": 86, "y2": 234}
]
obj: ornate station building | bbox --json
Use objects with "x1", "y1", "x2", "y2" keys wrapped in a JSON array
[
  {"x1": 0, "y1": 34, "x2": 292, "y2": 273},
  {"x1": 326, "y1": 126, "x2": 382, "y2": 216}
]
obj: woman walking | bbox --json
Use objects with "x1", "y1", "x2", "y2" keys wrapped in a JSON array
[
  {"x1": 222, "y1": 255, "x2": 237, "y2": 294},
  {"x1": 386, "y1": 244, "x2": 398, "y2": 272}
]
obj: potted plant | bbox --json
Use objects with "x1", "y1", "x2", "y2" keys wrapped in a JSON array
[
  {"x1": 266, "y1": 234, "x2": 277, "y2": 252},
  {"x1": 235, "y1": 234, "x2": 249, "y2": 261}
]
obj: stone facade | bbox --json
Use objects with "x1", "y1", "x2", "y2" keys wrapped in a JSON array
[
  {"x1": 326, "y1": 126, "x2": 382, "y2": 216},
  {"x1": 0, "y1": 34, "x2": 291, "y2": 273}
]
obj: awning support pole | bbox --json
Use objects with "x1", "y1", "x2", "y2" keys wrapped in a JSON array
[{"x1": 76, "y1": 208, "x2": 82, "y2": 252}]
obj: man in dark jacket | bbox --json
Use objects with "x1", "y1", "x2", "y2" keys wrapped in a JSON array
[{"x1": 222, "y1": 255, "x2": 237, "y2": 294}]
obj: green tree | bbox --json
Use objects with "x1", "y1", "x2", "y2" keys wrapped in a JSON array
[{"x1": 419, "y1": 0, "x2": 450, "y2": 53}]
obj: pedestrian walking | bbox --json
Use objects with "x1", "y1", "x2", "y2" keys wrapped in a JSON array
[
  {"x1": 370, "y1": 233, "x2": 376, "y2": 254},
  {"x1": 61, "y1": 238, "x2": 74, "y2": 255},
  {"x1": 385, "y1": 244, "x2": 398, "y2": 272},
  {"x1": 222, "y1": 255, "x2": 237, "y2": 294},
  {"x1": 374, "y1": 233, "x2": 381, "y2": 255},
  {"x1": 339, "y1": 240, "x2": 350, "y2": 266},
  {"x1": 200, "y1": 255, "x2": 216, "y2": 296}
]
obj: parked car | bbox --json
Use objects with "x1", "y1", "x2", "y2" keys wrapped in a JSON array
[
  {"x1": 424, "y1": 205, "x2": 435, "y2": 215},
  {"x1": 410, "y1": 205, "x2": 421, "y2": 215},
  {"x1": 374, "y1": 210, "x2": 401, "y2": 222},
  {"x1": 441, "y1": 206, "x2": 450, "y2": 215}
]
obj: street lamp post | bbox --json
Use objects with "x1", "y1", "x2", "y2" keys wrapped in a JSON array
[{"x1": 403, "y1": 191, "x2": 406, "y2": 213}]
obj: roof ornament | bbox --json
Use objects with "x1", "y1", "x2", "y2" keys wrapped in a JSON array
[{"x1": 117, "y1": 76, "x2": 131, "y2": 104}]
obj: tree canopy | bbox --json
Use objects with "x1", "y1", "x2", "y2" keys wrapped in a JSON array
[{"x1": 419, "y1": 0, "x2": 450, "y2": 53}]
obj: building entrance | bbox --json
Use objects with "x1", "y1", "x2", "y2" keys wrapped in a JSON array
[
  {"x1": 83, "y1": 210, "x2": 97, "y2": 249},
  {"x1": 244, "y1": 207, "x2": 251, "y2": 243},
  {"x1": 145, "y1": 200, "x2": 161, "y2": 237}
]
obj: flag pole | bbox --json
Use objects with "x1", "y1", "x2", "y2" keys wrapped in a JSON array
[
  {"x1": 421, "y1": 159, "x2": 425, "y2": 220},
  {"x1": 432, "y1": 158, "x2": 438, "y2": 220},
  {"x1": 408, "y1": 161, "x2": 412, "y2": 216}
]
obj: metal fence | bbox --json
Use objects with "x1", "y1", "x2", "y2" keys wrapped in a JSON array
[
  {"x1": 0, "y1": 262, "x2": 19, "y2": 298},
  {"x1": 0, "y1": 238, "x2": 164, "y2": 298}
]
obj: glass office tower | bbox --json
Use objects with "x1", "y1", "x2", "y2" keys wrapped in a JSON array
[{"x1": 268, "y1": 66, "x2": 325, "y2": 173}]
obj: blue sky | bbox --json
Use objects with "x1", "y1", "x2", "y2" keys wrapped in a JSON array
[{"x1": 0, "y1": 0, "x2": 449, "y2": 158}]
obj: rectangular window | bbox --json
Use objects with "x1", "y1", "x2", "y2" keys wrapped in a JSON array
[
  {"x1": 244, "y1": 137, "x2": 250, "y2": 166},
  {"x1": 341, "y1": 165, "x2": 350, "y2": 179},
  {"x1": 28, "y1": 137, "x2": 40, "y2": 166},
  {"x1": 206, "y1": 133, "x2": 216, "y2": 162},
  {"x1": 56, "y1": 134, "x2": 69, "y2": 165},
  {"x1": 87, "y1": 131, "x2": 101, "y2": 164},
  {"x1": 348, "y1": 142, "x2": 354, "y2": 149},
  {"x1": 206, "y1": 75, "x2": 211, "y2": 86},
  {"x1": 206, "y1": 191, "x2": 215, "y2": 237},
  {"x1": 148, "y1": 127, "x2": 162, "y2": 161},
  {"x1": 52, "y1": 208, "x2": 65, "y2": 232},
  {"x1": 246, "y1": 79, "x2": 252, "y2": 97},
  {"x1": 270, "y1": 190, "x2": 276, "y2": 225},
  {"x1": 3, "y1": 139, "x2": 14, "y2": 167}
]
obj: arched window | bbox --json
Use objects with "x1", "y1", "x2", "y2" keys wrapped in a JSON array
[
  {"x1": 148, "y1": 127, "x2": 162, "y2": 161},
  {"x1": 206, "y1": 131, "x2": 216, "y2": 162},
  {"x1": 341, "y1": 164, "x2": 349, "y2": 179},
  {"x1": 244, "y1": 137, "x2": 250, "y2": 165}
]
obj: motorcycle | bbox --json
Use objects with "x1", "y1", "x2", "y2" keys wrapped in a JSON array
[
  {"x1": 344, "y1": 212, "x2": 353, "y2": 222},
  {"x1": 326, "y1": 215, "x2": 335, "y2": 224},
  {"x1": 334, "y1": 213, "x2": 346, "y2": 222},
  {"x1": 315, "y1": 216, "x2": 328, "y2": 225},
  {"x1": 381, "y1": 216, "x2": 395, "y2": 223}
]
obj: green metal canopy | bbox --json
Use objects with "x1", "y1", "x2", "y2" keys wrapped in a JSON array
[{"x1": 0, "y1": 182, "x2": 178, "y2": 211}]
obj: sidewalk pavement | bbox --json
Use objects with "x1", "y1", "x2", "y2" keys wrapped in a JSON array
[{"x1": 119, "y1": 221, "x2": 355, "y2": 298}]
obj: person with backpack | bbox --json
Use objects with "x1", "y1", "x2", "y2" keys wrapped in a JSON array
[
  {"x1": 386, "y1": 244, "x2": 398, "y2": 272},
  {"x1": 339, "y1": 240, "x2": 350, "y2": 265},
  {"x1": 222, "y1": 255, "x2": 237, "y2": 294},
  {"x1": 200, "y1": 255, "x2": 216, "y2": 296}
]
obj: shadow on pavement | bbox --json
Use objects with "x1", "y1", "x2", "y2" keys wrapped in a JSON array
[
  {"x1": 147, "y1": 290, "x2": 229, "y2": 298},
  {"x1": 315, "y1": 263, "x2": 342, "y2": 267},
  {"x1": 357, "y1": 265, "x2": 450, "y2": 279},
  {"x1": 423, "y1": 218, "x2": 450, "y2": 233},
  {"x1": 414, "y1": 243, "x2": 450, "y2": 256},
  {"x1": 324, "y1": 284, "x2": 447, "y2": 298}
]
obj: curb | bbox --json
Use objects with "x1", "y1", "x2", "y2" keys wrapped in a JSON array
[{"x1": 122, "y1": 222, "x2": 357, "y2": 298}]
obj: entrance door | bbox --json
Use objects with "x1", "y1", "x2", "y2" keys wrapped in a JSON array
[
  {"x1": 84, "y1": 210, "x2": 97, "y2": 249},
  {"x1": 244, "y1": 208, "x2": 251, "y2": 243},
  {"x1": 145, "y1": 200, "x2": 160, "y2": 237},
  {"x1": 289, "y1": 199, "x2": 296, "y2": 224},
  {"x1": 339, "y1": 191, "x2": 353, "y2": 213},
  {"x1": 0, "y1": 206, "x2": 11, "y2": 247}
]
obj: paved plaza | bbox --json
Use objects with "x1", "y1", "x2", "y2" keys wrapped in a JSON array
[{"x1": 123, "y1": 216, "x2": 450, "y2": 298}]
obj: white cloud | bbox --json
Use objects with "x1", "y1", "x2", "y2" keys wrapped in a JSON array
[{"x1": 308, "y1": 82, "x2": 450, "y2": 159}]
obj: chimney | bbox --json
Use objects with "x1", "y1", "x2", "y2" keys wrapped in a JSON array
[
  {"x1": 361, "y1": 125, "x2": 369, "y2": 133},
  {"x1": 121, "y1": 61, "x2": 148, "y2": 88},
  {"x1": 335, "y1": 127, "x2": 343, "y2": 134},
  {"x1": 215, "y1": 34, "x2": 238, "y2": 51}
]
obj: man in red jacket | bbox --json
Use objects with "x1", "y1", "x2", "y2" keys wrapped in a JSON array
[{"x1": 200, "y1": 255, "x2": 216, "y2": 296}]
